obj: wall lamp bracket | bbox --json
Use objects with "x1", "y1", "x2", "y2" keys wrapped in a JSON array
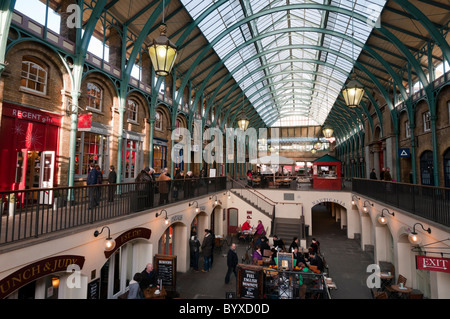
[{"x1": 94, "y1": 226, "x2": 116, "y2": 251}]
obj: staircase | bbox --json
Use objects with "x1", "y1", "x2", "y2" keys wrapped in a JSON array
[
  {"x1": 231, "y1": 188, "x2": 274, "y2": 219},
  {"x1": 272, "y1": 218, "x2": 303, "y2": 246}
]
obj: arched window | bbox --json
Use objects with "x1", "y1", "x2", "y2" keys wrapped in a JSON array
[
  {"x1": 21, "y1": 57, "x2": 48, "y2": 94},
  {"x1": 86, "y1": 82, "x2": 103, "y2": 111},
  {"x1": 155, "y1": 111, "x2": 163, "y2": 131},
  {"x1": 420, "y1": 151, "x2": 434, "y2": 186},
  {"x1": 444, "y1": 148, "x2": 450, "y2": 188},
  {"x1": 127, "y1": 99, "x2": 138, "y2": 122}
]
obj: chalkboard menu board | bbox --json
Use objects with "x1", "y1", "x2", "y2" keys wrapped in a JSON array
[
  {"x1": 87, "y1": 279, "x2": 100, "y2": 299},
  {"x1": 277, "y1": 252, "x2": 294, "y2": 271},
  {"x1": 236, "y1": 264, "x2": 263, "y2": 299},
  {"x1": 154, "y1": 254, "x2": 177, "y2": 290}
]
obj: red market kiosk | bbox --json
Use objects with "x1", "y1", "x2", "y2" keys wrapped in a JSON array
[{"x1": 312, "y1": 154, "x2": 342, "y2": 190}]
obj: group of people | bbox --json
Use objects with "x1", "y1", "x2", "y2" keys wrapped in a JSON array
[
  {"x1": 135, "y1": 167, "x2": 200, "y2": 206},
  {"x1": 87, "y1": 163, "x2": 117, "y2": 209},
  {"x1": 369, "y1": 167, "x2": 393, "y2": 181},
  {"x1": 127, "y1": 263, "x2": 160, "y2": 299},
  {"x1": 250, "y1": 234, "x2": 325, "y2": 273}
]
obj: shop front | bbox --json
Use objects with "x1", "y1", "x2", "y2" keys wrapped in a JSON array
[
  {"x1": 312, "y1": 154, "x2": 342, "y2": 190},
  {"x1": 0, "y1": 103, "x2": 62, "y2": 195}
]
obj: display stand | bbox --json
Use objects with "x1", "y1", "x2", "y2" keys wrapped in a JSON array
[{"x1": 312, "y1": 154, "x2": 342, "y2": 190}]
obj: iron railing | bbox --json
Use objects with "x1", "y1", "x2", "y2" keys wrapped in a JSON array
[
  {"x1": 0, "y1": 177, "x2": 227, "y2": 246},
  {"x1": 263, "y1": 268, "x2": 331, "y2": 299},
  {"x1": 352, "y1": 178, "x2": 450, "y2": 227}
]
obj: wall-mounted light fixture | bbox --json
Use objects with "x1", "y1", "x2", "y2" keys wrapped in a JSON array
[
  {"x1": 408, "y1": 223, "x2": 431, "y2": 245},
  {"x1": 224, "y1": 191, "x2": 231, "y2": 199},
  {"x1": 363, "y1": 200, "x2": 373, "y2": 213},
  {"x1": 351, "y1": 195, "x2": 360, "y2": 206},
  {"x1": 94, "y1": 226, "x2": 116, "y2": 251},
  {"x1": 377, "y1": 208, "x2": 395, "y2": 225},
  {"x1": 209, "y1": 195, "x2": 218, "y2": 206},
  {"x1": 52, "y1": 276, "x2": 60, "y2": 289},
  {"x1": 156, "y1": 209, "x2": 169, "y2": 225},
  {"x1": 189, "y1": 201, "x2": 200, "y2": 213}
]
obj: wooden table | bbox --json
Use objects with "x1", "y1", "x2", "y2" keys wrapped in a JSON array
[
  {"x1": 390, "y1": 284, "x2": 412, "y2": 298},
  {"x1": 144, "y1": 287, "x2": 167, "y2": 299},
  {"x1": 377, "y1": 272, "x2": 393, "y2": 290}
]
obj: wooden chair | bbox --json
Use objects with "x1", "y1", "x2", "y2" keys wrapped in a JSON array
[
  {"x1": 262, "y1": 249, "x2": 272, "y2": 265},
  {"x1": 374, "y1": 291, "x2": 388, "y2": 299},
  {"x1": 408, "y1": 292, "x2": 423, "y2": 299},
  {"x1": 386, "y1": 274, "x2": 407, "y2": 298}
]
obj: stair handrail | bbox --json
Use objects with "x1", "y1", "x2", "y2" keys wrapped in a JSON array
[{"x1": 228, "y1": 177, "x2": 277, "y2": 206}]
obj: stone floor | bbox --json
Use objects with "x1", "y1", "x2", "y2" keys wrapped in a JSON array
[{"x1": 175, "y1": 203, "x2": 374, "y2": 299}]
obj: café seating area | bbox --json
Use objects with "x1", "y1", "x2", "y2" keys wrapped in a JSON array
[{"x1": 370, "y1": 268, "x2": 424, "y2": 299}]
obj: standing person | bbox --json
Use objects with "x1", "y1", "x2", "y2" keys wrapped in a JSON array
[
  {"x1": 189, "y1": 231, "x2": 200, "y2": 272},
  {"x1": 225, "y1": 243, "x2": 238, "y2": 284},
  {"x1": 370, "y1": 168, "x2": 377, "y2": 180},
  {"x1": 87, "y1": 163, "x2": 98, "y2": 209},
  {"x1": 173, "y1": 170, "x2": 184, "y2": 200},
  {"x1": 380, "y1": 167, "x2": 385, "y2": 181},
  {"x1": 384, "y1": 167, "x2": 392, "y2": 181},
  {"x1": 95, "y1": 165, "x2": 103, "y2": 203},
  {"x1": 107, "y1": 165, "x2": 116, "y2": 202},
  {"x1": 201, "y1": 229, "x2": 213, "y2": 272},
  {"x1": 135, "y1": 167, "x2": 152, "y2": 210},
  {"x1": 158, "y1": 168, "x2": 171, "y2": 205},
  {"x1": 128, "y1": 273, "x2": 144, "y2": 299}
]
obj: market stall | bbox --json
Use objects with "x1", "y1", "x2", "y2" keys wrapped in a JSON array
[{"x1": 312, "y1": 154, "x2": 342, "y2": 190}]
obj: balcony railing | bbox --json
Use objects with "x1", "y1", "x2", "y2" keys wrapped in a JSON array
[
  {"x1": 352, "y1": 178, "x2": 450, "y2": 227},
  {"x1": 0, "y1": 177, "x2": 227, "y2": 246}
]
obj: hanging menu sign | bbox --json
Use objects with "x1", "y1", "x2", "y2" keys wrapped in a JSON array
[
  {"x1": 236, "y1": 264, "x2": 263, "y2": 299},
  {"x1": 154, "y1": 254, "x2": 177, "y2": 290}
]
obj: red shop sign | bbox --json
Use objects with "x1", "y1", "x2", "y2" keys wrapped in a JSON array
[
  {"x1": 2, "y1": 102, "x2": 62, "y2": 126},
  {"x1": 416, "y1": 255, "x2": 450, "y2": 273}
]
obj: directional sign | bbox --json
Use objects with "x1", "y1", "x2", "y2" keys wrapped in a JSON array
[{"x1": 398, "y1": 148, "x2": 411, "y2": 158}]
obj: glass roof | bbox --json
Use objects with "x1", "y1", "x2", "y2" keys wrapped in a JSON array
[{"x1": 180, "y1": 0, "x2": 386, "y2": 127}]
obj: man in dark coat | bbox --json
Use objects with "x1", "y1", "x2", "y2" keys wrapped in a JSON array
[
  {"x1": 308, "y1": 251, "x2": 324, "y2": 273},
  {"x1": 135, "y1": 167, "x2": 153, "y2": 210},
  {"x1": 201, "y1": 229, "x2": 214, "y2": 272},
  {"x1": 87, "y1": 163, "x2": 98, "y2": 209},
  {"x1": 107, "y1": 165, "x2": 117, "y2": 202},
  {"x1": 225, "y1": 243, "x2": 238, "y2": 284},
  {"x1": 189, "y1": 232, "x2": 200, "y2": 271},
  {"x1": 370, "y1": 168, "x2": 377, "y2": 180},
  {"x1": 140, "y1": 263, "x2": 157, "y2": 290}
]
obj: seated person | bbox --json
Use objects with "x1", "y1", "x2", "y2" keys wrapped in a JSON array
[
  {"x1": 272, "y1": 235, "x2": 285, "y2": 251},
  {"x1": 241, "y1": 220, "x2": 251, "y2": 233},
  {"x1": 140, "y1": 263, "x2": 158, "y2": 290},
  {"x1": 252, "y1": 245, "x2": 263, "y2": 265},
  {"x1": 308, "y1": 251, "x2": 324, "y2": 273},
  {"x1": 293, "y1": 247, "x2": 307, "y2": 266},
  {"x1": 310, "y1": 238, "x2": 320, "y2": 254},
  {"x1": 260, "y1": 236, "x2": 271, "y2": 254}
]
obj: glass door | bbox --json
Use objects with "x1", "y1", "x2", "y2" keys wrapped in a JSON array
[{"x1": 39, "y1": 151, "x2": 55, "y2": 204}]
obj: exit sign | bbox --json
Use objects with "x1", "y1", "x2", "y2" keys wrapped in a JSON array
[{"x1": 416, "y1": 256, "x2": 450, "y2": 273}]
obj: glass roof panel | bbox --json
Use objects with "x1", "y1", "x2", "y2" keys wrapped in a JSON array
[{"x1": 180, "y1": 0, "x2": 386, "y2": 126}]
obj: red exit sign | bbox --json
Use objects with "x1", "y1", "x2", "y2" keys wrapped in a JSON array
[{"x1": 416, "y1": 256, "x2": 450, "y2": 273}]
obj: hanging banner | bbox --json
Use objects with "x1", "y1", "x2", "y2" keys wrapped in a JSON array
[
  {"x1": 78, "y1": 114, "x2": 92, "y2": 130},
  {"x1": 416, "y1": 256, "x2": 450, "y2": 273}
]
